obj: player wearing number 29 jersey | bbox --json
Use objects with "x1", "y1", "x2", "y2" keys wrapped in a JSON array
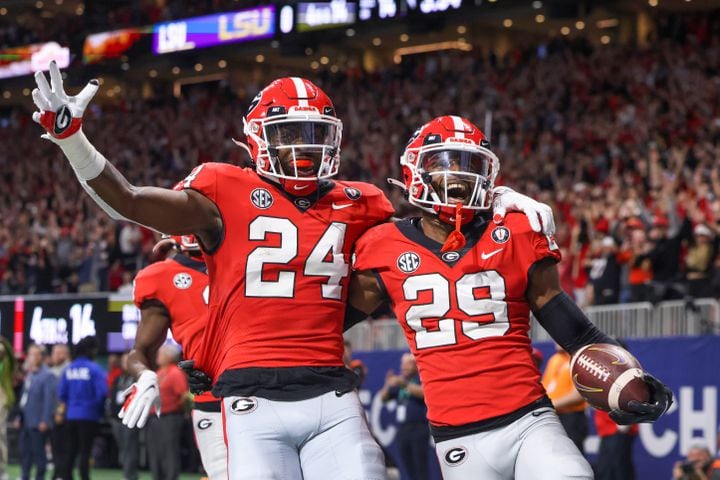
[
  {"x1": 353, "y1": 213, "x2": 560, "y2": 429},
  {"x1": 348, "y1": 116, "x2": 600, "y2": 480}
]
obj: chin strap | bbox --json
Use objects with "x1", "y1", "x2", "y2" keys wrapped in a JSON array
[{"x1": 441, "y1": 203, "x2": 467, "y2": 252}]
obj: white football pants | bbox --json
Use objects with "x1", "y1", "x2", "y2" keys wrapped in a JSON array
[
  {"x1": 222, "y1": 390, "x2": 386, "y2": 480},
  {"x1": 192, "y1": 409, "x2": 228, "y2": 480},
  {"x1": 434, "y1": 407, "x2": 594, "y2": 480}
]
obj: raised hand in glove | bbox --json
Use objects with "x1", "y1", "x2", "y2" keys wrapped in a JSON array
[
  {"x1": 31, "y1": 60, "x2": 108, "y2": 184},
  {"x1": 492, "y1": 186, "x2": 556, "y2": 235},
  {"x1": 118, "y1": 370, "x2": 161, "y2": 429},
  {"x1": 32, "y1": 60, "x2": 98, "y2": 141},
  {"x1": 610, "y1": 373, "x2": 673, "y2": 425},
  {"x1": 178, "y1": 359, "x2": 212, "y2": 395}
]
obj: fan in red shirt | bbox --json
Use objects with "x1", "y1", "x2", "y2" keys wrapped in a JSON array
[
  {"x1": 348, "y1": 115, "x2": 672, "y2": 480},
  {"x1": 118, "y1": 234, "x2": 226, "y2": 480}
]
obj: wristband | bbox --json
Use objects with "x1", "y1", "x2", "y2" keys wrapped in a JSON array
[{"x1": 54, "y1": 130, "x2": 106, "y2": 181}]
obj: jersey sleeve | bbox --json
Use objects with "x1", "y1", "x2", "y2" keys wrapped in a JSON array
[
  {"x1": 352, "y1": 223, "x2": 393, "y2": 272},
  {"x1": 176, "y1": 162, "x2": 220, "y2": 203},
  {"x1": 344, "y1": 181, "x2": 395, "y2": 226},
  {"x1": 532, "y1": 231, "x2": 561, "y2": 264},
  {"x1": 132, "y1": 265, "x2": 164, "y2": 309},
  {"x1": 504, "y1": 213, "x2": 561, "y2": 264}
]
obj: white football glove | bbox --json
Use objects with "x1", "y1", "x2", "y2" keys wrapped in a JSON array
[
  {"x1": 31, "y1": 60, "x2": 107, "y2": 183},
  {"x1": 492, "y1": 186, "x2": 556, "y2": 235},
  {"x1": 118, "y1": 370, "x2": 161, "y2": 429},
  {"x1": 31, "y1": 60, "x2": 98, "y2": 141}
]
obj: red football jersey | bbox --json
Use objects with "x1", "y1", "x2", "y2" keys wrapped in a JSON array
[
  {"x1": 353, "y1": 213, "x2": 561, "y2": 427},
  {"x1": 180, "y1": 163, "x2": 394, "y2": 379},
  {"x1": 133, "y1": 254, "x2": 215, "y2": 403}
]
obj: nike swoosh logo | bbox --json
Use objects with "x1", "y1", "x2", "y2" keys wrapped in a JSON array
[
  {"x1": 331, "y1": 203, "x2": 352, "y2": 210},
  {"x1": 293, "y1": 184, "x2": 310, "y2": 190},
  {"x1": 480, "y1": 248, "x2": 504, "y2": 260}
]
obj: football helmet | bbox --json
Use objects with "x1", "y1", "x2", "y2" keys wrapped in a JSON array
[
  {"x1": 152, "y1": 234, "x2": 201, "y2": 256},
  {"x1": 395, "y1": 115, "x2": 499, "y2": 225},
  {"x1": 243, "y1": 77, "x2": 342, "y2": 193}
]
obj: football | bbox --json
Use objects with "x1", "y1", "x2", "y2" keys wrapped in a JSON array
[{"x1": 570, "y1": 343, "x2": 650, "y2": 412}]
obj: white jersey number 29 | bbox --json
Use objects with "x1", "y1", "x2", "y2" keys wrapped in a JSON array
[
  {"x1": 403, "y1": 271, "x2": 509, "y2": 349},
  {"x1": 245, "y1": 216, "x2": 349, "y2": 300}
]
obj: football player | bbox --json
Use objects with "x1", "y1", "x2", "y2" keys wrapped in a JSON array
[
  {"x1": 32, "y1": 63, "x2": 554, "y2": 479},
  {"x1": 348, "y1": 116, "x2": 674, "y2": 480},
  {"x1": 118, "y1": 234, "x2": 226, "y2": 479}
]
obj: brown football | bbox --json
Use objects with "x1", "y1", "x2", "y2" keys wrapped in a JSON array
[{"x1": 569, "y1": 343, "x2": 650, "y2": 412}]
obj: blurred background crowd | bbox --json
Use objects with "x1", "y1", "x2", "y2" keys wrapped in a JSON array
[{"x1": 0, "y1": 8, "x2": 718, "y2": 308}]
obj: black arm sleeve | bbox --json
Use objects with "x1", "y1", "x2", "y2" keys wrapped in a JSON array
[
  {"x1": 343, "y1": 304, "x2": 369, "y2": 332},
  {"x1": 534, "y1": 292, "x2": 618, "y2": 354}
]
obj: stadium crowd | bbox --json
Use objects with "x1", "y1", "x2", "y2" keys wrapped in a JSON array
[{"x1": 0, "y1": 12, "x2": 719, "y2": 308}]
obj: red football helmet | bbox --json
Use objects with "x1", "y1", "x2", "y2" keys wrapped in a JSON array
[
  {"x1": 397, "y1": 115, "x2": 499, "y2": 224},
  {"x1": 153, "y1": 234, "x2": 201, "y2": 256},
  {"x1": 243, "y1": 77, "x2": 343, "y2": 192}
]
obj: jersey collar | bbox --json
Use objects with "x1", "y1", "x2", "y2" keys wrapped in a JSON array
[
  {"x1": 258, "y1": 174, "x2": 336, "y2": 213},
  {"x1": 394, "y1": 214, "x2": 491, "y2": 266},
  {"x1": 172, "y1": 253, "x2": 207, "y2": 275}
]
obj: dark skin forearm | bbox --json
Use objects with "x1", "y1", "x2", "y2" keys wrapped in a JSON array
[
  {"x1": 347, "y1": 270, "x2": 385, "y2": 316},
  {"x1": 127, "y1": 304, "x2": 171, "y2": 380},
  {"x1": 87, "y1": 162, "x2": 222, "y2": 247},
  {"x1": 526, "y1": 258, "x2": 564, "y2": 311}
]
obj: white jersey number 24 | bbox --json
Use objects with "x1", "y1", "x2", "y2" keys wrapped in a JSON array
[{"x1": 244, "y1": 216, "x2": 349, "y2": 300}]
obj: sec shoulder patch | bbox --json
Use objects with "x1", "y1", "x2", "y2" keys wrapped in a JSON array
[
  {"x1": 397, "y1": 252, "x2": 421, "y2": 273},
  {"x1": 173, "y1": 273, "x2": 193, "y2": 289},
  {"x1": 250, "y1": 188, "x2": 274, "y2": 209}
]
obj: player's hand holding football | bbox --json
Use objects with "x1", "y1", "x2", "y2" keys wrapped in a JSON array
[
  {"x1": 178, "y1": 359, "x2": 212, "y2": 394},
  {"x1": 31, "y1": 61, "x2": 106, "y2": 182},
  {"x1": 118, "y1": 370, "x2": 161, "y2": 428},
  {"x1": 492, "y1": 186, "x2": 556, "y2": 235},
  {"x1": 609, "y1": 373, "x2": 673, "y2": 425}
]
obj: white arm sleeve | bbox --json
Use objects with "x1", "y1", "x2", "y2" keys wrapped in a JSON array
[{"x1": 79, "y1": 180, "x2": 128, "y2": 221}]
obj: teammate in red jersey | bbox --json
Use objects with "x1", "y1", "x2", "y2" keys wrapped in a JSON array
[
  {"x1": 118, "y1": 234, "x2": 227, "y2": 479},
  {"x1": 348, "y1": 116, "x2": 673, "y2": 480},
  {"x1": 32, "y1": 63, "x2": 556, "y2": 479}
]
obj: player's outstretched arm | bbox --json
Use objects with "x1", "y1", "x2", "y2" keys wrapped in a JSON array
[
  {"x1": 31, "y1": 62, "x2": 221, "y2": 244},
  {"x1": 345, "y1": 270, "x2": 386, "y2": 331},
  {"x1": 119, "y1": 303, "x2": 169, "y2": 429},
  {"x1": 527, "y1": 260, "x2": 673, "y2": 424}
]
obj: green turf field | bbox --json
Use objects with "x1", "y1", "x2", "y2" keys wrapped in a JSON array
[{"x1": 5, "y1": 464, "x2": 206, "y2": 479}]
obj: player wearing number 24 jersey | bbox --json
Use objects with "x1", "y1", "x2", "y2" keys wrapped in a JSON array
[
  {"x1": 32, "y1": 63, "x2": 558, "y2": 480},
  {"x1": 349, "y1": 116, "x2": 673, "y2": 480}
]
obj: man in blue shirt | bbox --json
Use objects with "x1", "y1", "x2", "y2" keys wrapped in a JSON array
[
  {"x1": 57, "y1": 337, "x2": 107, "y2": 480},
  {"x1": 19, "y1": 344, "x2": 57, "y2": 480}
]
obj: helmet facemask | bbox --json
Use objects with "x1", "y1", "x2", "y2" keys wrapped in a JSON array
[
  {"x1": 403, "y1": 142, "x2": 499, "y2": 222},
  {"x1": 244, "y1": 112, "x2": 342, "y2": 184}
]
